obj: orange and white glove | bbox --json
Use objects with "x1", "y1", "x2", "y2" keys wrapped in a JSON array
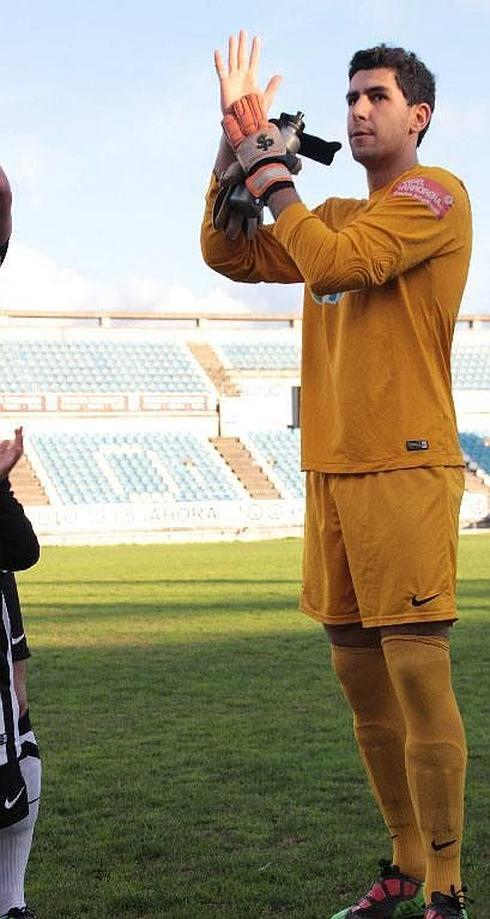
[
  {"x1": 222, "y1": 93, "x2": 295, "y2": 202},
  {"x1": 222, "y1": 93, "x2": 267, "y2": 146}
]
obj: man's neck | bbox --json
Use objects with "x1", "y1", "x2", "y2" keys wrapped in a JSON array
[{"x1": 366, "y1": 151, "x2": 419, "y2": 194}]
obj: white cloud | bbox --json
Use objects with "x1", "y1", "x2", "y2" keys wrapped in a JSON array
[
  {"x1": 0, "y1": 242, "x2": 249, "y2": 315},
  {"x1": 0, "y1": 243, "x2": 111, "y2": 312},
  {"x1": 2, "y1": 238, "x2": 484, "y2": 320},
  {"x1": 118, "y1": 276, "x2": 249, "y2": 314}
]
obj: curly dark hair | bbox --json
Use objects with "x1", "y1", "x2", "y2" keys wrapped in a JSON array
[{"x1": 348, "y1": 44, "x2": 436, "y2": 146}]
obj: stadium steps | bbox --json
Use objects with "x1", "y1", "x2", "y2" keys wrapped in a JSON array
[
  {"x1": 8, "y1": 455, "x2": 50, "y2": 506},
  {"x1": 210, "y1": 437, "x2": 281, "y2": 499},
  {"x1": 464, "y1": 468, "x2": 490, "y2": 493},
  {"x1": 188, "y1": 342, "x2": 240, "y2": 395}
]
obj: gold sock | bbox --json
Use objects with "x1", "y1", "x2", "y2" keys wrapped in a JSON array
[
  {"x1": 382, "y1": 635, "x2": 467, "y2": 900},
  {"x1": 331, "y1": 645, "x2": 425, "y2": 880}
]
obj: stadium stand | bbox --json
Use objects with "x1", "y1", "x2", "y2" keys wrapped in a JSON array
[
  {"x1": 244, "y1": 429, "x2": 305, "y2": 499},
  {"x1": 27, "y1": 431, "x2": 247, "y2": 505},
  {"x1": 452, "y1": 332, "x2": 490, "y2": 389},
  {"x1": 0, "y1": 311, "x2": 487, "y2": 538},
  {"x1": 217, "y1": 339, "x2": 300, "y2": 372},
  {"x1": 7, "y1": 453, "x2": 49, "y2": 505},
  {"x1": 1, "y1": 331, "x2": 485, "y2": 400},
  {"x1": 210, "y1": 436, "x2": 281, "y2": 499},
  {"x1": 0, "y1": 338, "x2": 214, "y2": 395},
  {"x1": 459, "y1": 431, "x2": 490, "y2": 485},
  {"x1": 188, "y1": 342, "x2": 239, "y2": 395},
  {"x1": 218, "y1": 331, "x2": 490, "y2": 385}
]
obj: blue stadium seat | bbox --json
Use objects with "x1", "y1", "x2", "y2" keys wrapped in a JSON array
[
  {"x1": 459, "y1": 431, "x2": 490, "y2": 476},
  {"x1": 245, "y1": 429, "x2": 304, "y2": 498},
  {"x1": 28, "y1": 431, "x2": 246, "y2": 505},
  {"x1": 0, "y1": 339, "x2": 213, "y2": 395},
  {"x1": 218, "y1": 333, "x2": 490, "y2": 385},
  {"x1": 219, "y1": 340, "x2": 300, "y2": 371},
  {"x1": 452, "y1": 334, "x2": 490, "y2": 389}
]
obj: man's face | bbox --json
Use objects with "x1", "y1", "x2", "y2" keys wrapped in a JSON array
[{"x1": 347, "y1": 67, "x2": 419, "y2": 166}]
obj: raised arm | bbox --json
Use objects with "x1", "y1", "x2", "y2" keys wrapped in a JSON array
[
  {"x1": 201, "y1": 30, "x2": 304, "y2": 285},
  {"x1": 212, "y1": 31, "x2": 283, "y2": 177}
]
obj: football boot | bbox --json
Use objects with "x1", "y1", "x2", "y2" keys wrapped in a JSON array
[
  {"x1": 424, "y1": 886, "x2": 471, "y2": 918},
  {"x1": 330, "y1": 859, "x2": 425, "y2": 918}
]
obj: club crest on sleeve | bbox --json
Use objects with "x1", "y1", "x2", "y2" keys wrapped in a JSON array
[{"x1": 391, "y1": 176, "x2": 454, "y2": 219}]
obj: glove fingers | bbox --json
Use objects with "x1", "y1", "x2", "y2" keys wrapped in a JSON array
[
  {"x1": 212, "y1": 186, "x2": 231, "y2": 230},
  {"x1": 245, "y1": 217, "x2": 260, "y2": 239},
  {"x1": 234, "y1": 93, "x2": 266, "y2": 135},
  {"x1": 248, "y1": 93, "x2": 266, "y2": 126},
  {"x1": 220, "y1": 161, "x2": 245, "y2": 187},
  {"x1": 225, "y1": 210, "x2": 244, "y2": 240},
  {"x1": 223, "y1": 93, "x2": 267, "y2": 149},
  {"x1": 222, "y1": 113, "x2": 246, "y2": 149}
]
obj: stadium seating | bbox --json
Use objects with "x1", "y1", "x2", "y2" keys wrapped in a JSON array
[
  {"x1": 26, "y1": 428, "x2": 490, "y2": 505},
  {"x1": 459, "y1": 431, "x2": 490, "y2": 483},
  {"x1": 0, "y1": 339, "x2": 212, "y2": 394},
  {"x1": 1, "y1": 325, "x2": 488, "y2": 515},
  {"x1": 28, "y1": 431, "x2": 246, "y2": 504},
  {"x1": 218, "y1": 333, "x2": 490, "y2": 385},
  {"x1": 244, "y1": 429, "x2": 305, "y2": 498},
  {"x1": 1, "y1": 333, "x2": 488, "y2": 392},
  {"x1": 218, "y1": 340, "x2": 300, "y2": 371},
  {"x1": 246, "y1": 429, "x2": 490, "y2": 498},
  {"x1": 452, "y1": 334, "x2": 490, "y2": 389},
  {"x1": 216, "y1": 333, "x2": 490, "y2": 389}
]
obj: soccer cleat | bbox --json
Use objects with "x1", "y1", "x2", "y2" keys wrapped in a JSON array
[
  {"x1": 424, "y1": 886, "x2": 472, "y2": 918},
  {"x1": 5, "y1": 907, "x2": 37, "y2": 918},
  {"x1": 330, "y1": 859, "x2": 425, "y2": 918}
]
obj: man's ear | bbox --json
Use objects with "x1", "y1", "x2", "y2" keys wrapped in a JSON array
[{"x1": 410, "y1": 102, "x2": 431, "y2": 137}]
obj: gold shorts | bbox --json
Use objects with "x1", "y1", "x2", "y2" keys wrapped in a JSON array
[{"x1": 301, "y1": 466, "x2": 464, "y2": 629}]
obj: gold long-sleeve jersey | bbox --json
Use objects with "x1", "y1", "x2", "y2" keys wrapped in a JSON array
[{"x1": 201, "y1": 165, "x2": 472, "y2": 473}]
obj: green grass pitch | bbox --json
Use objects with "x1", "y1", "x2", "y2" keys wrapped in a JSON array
[{"x1": 16, "y1": 534, "x2": 490, "y2": 917}]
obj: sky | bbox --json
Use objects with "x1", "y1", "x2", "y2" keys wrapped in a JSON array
[{"x1": 1, "y1": 0, "x2": 489, "y2": 316}]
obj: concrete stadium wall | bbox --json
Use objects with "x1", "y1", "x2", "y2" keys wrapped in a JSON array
[
  {"x1": 25, "y1": 492, "x2": 488, "y2": 546},
  {"x1": 26, "y1": 499, "x2": 305, "y2": 546}
]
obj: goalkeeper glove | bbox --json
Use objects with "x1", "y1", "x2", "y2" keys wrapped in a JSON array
[{"x1": 222, "y1": 94, "x2": 299, "y2": 203}]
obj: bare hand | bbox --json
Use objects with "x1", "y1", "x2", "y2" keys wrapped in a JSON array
[
  {"x1": 0, "y1": 427, "x2": 23, "y2": 479},
  {"x1": 214, "y1": 29, "x2": 282, "y2": 116}
]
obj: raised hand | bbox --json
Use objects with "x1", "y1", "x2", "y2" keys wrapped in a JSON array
[
  {"x1": 214, "y1": 30, "x2": 282, "y2": 116},
  {"x1": 0, "y1": 427, "x2": 24, "y2": 479}
]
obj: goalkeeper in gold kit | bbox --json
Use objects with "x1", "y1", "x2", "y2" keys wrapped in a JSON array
[{"x1": 201, "y1": 31, "x2": 472, "y2": 919}]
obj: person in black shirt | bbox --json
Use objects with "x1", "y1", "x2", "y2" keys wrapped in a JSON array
[{"x1": 0, "y1": 426, "x2": 41, "y2": 919}]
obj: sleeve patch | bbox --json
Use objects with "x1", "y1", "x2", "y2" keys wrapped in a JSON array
[{"x1": 391, "y1": 177, "x2": 454, "y2": 219}]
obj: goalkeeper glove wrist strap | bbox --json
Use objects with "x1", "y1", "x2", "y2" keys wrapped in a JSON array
[{"x1": 245, "y1": 162, "x2": 294, "y2": 202}]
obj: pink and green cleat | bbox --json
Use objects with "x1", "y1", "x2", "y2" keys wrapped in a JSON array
[
  {"x1": 330, "y1": 860, "x2": 425, "y2": 918},
  {"x1": 424, "y1": 886, "x2": 471, "y2": 918}
]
